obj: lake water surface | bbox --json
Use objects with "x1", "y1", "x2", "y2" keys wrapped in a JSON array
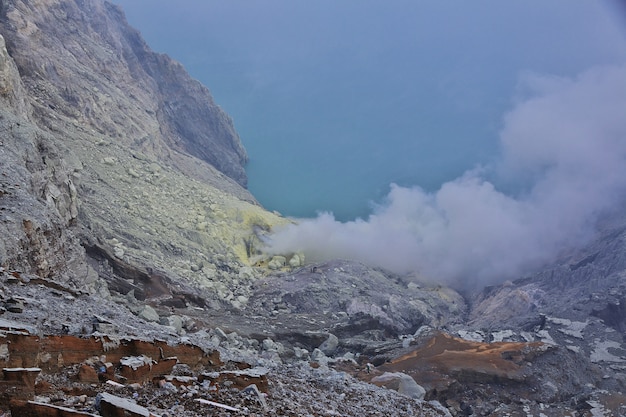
[{"x1": 114, "y1": 0, "x2": 626, "y2": 221}]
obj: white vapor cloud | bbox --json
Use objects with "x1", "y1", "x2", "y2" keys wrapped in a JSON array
[{"x1": 265, "y1": 65, "x2": 626, "y2": 288}]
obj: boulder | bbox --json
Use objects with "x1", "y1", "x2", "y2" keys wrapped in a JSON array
[
  {"x1": 319, "y1": 333, "x2": 339, "y2": 355},
  {"x1": 268, "y1": 256, "x2": 287, "y2": 270},
  {"x1": 242, "y1": 383, "x2": 267, "y2": 409},
  {"x1": 138, "y1": 305, "x2": 159, "y2": 323},
  {"x1": 118, "y1": 355, "x2": 177, "y2": 384},
  {"x1": 161, "y1": 315, "x2": 183, "y2": 333},
  {"x1": 371, "y1": 372, "x2": 426, "y2": 400},
  {"x1": 96, "y1": 392, "x2": 159, "y2": 417},
  {"x1": 0, "y1": 367, "x2": 41, "y2": 402},
  {"x1": 289, "y1": 253, "x2": 304, "y2": 268}
]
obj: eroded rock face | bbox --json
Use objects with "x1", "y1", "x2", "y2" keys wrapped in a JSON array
[
  {"x1": 378, "y1": 332, "x2": 593, "y2": 402},
  {"x1": 0, "y1": 0, "x2": 288, "y2": 303},
  {"x1": 0, "y1": 33, "x2": 91, "y2": 287},
  {"x1": 465, "y1": 215, "x2": 626, "y2": 373},
  {"x1": 468, "y1": 212, "x2": 626, "y2": 332},
  {"x1": 0, "y1": 0, "x2": 248, "y2": 186},
  {"x1": 0, "y1": 34, "x2": 27, "y2": 116}
]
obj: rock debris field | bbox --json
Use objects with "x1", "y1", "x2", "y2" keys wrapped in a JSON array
[{"x1": 0, "y1": 269, "x2": 450, "y2": 417}]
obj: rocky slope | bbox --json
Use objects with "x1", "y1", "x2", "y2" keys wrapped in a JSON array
[
  {"x1": 0, "y1": 0, "x2": 290, "y2": 309},
  {"x1": 0, "y1": 0, "x2": 625, "y2": 416}
]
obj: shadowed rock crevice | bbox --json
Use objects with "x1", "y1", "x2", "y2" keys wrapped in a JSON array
[
  {"x1": 592, "y1": 297, "x2": 626, "y2": 332},
  {"x1": 84, "y1": 242, "x2": 207, "y2": 309}
]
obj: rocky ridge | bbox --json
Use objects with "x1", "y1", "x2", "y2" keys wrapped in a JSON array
[{"x1": 0, "y1": 0, "x2": 625, "y2": 416}]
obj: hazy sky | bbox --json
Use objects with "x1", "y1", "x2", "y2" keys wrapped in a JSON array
[{"x1": 114, "y1": 0, "x2": 626, "y2": 220}]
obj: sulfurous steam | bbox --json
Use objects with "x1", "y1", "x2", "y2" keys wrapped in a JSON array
[{"x1": 266, "y1": 65, "x2": 626, "y2": 288}]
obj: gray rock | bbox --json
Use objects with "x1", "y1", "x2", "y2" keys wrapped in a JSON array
[
  {"x1": 163, "y1": 315, "x2": 183, "y2": 333},
  {"x1": 319, "y1": 333, "x2": 339, "y2": 355},
  {"x1": 242, "y1": 383, "x2": 267, "y2": 409},
  {"x1": 214, "y1": 327, "x2": 228, "y2": 340},
  {"x1": 138, "y1": 305, "x2": 159, "y2": 322},
  {"x1": 125, "y1": 290, "x2": 138, "y2": 304},
  {"x1": 92, "y1": 315, "x2": 116, "y2": 334},
  {"x1": 311, "y1": 348, "x2": 328, "y2": 365},
  {"x1": 230, "y1": 260, "x2": 466, "y2": 358},
  {"x1": 113, "y1": 246, "x2": 125, "y2": 259},
  {"x1": 289, "y1": 253, "x2": 304, "y2": 268},
  {"x1": 294, "y1": 347, "x2": 310, "y2": 359},
  {"x1": 5, "y1": 298, "x2": 24, "y2": 313},
  {"x1": 371, "y1": 372, "x2": 426, "y2": 400},
  {"x1": 262, "y1": 338, "x2": 284, "y2": 354},
  {"x1": 96, "y1": 392, "x2": 155, "y2": 415}
]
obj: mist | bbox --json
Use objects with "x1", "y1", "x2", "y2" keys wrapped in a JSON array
[{"x1": 266, "y1": 65, "x2": 626, "y2": 288}]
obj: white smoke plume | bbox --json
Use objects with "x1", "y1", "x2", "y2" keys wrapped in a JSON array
[{"x1": 265, "y1": 65, "x2": 626, "y2": 288}]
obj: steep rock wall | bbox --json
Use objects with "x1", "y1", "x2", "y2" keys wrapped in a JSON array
[
  {"x1": 0, "y1": 33, "x2": 95, "y2": 287},
  {"x1": 0, "y1": 0, "x2": 288, "y2": 304},
  {"x1": 0, "y1": 0, "x2": 249, "y2": 186}
]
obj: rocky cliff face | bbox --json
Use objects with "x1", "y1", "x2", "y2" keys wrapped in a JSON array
[
  {"x1": 0, "y1": 0, "x2": 248, "y2": 187},
  {"x1": 0, "y1": 0, "x2": 288, "y2": 306},
  {"x1": 0, "y1": 0, "x2": 625, "y2": 416},
  {"x1": 0, "y1": 31, "x2": 92, "y2": 288}
]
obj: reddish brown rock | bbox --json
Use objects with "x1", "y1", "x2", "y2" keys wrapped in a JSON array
[
  {"x1": 2, "y1": 367, "x2": 40, "y2": 389},
  {"x1": 0, "y1": 333, "x2": 221, "y2": 371},
  {"x1": 77, "y1": 363, "x2": 99, "y2": 383},
  {"x1": 378, "y1": 332, "x2": 550, "y2": 393},
  {"x1": 199, "y1": 367, "x2": 269, "y2": 393},
  {"x1": 118, "y1": 356, "x2": 177, "y2": 383},
  {"x1": 10, "y1": 400, "x2": 99, "y2": 416},
  {"x1": 0, "y1": 367, "x2": 41, "y2": 408}
]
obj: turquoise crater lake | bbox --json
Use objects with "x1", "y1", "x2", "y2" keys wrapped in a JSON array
[{"x1": 114, "y1": 0, "x2": 626, "y2": 221}]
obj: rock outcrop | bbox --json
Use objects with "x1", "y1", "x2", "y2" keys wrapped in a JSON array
[{"x1": 0, "y1": 267, "x2": 452, "y2": 416}]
